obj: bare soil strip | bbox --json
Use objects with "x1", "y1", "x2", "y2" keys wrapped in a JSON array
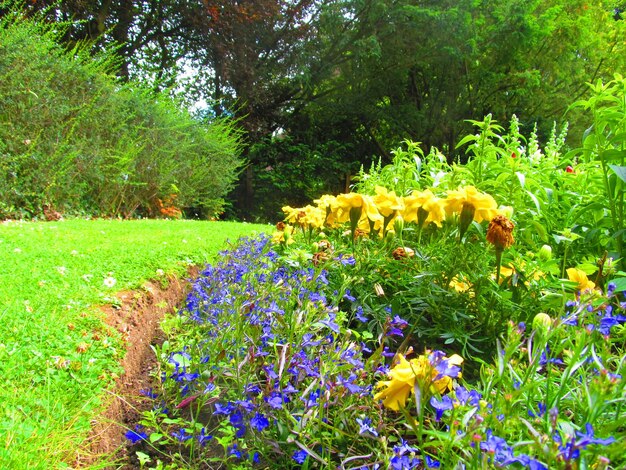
[{"x1": 74, "y1": 269, "x2": 197, "y2": 468}]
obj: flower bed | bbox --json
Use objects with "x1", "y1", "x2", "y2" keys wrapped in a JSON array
[{"x1": 127, "y1": 232, "x2": 624, "y2": 469}]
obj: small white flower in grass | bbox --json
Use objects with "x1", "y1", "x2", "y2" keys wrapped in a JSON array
[
  {"x1": 156, "y1": 269, "x2": 165, "y2": 277},
  {"x1": 14, "y1": 248, "x2": 21, "y2": 253},
  {"x1": 57, "y1": 266, "x2": 67, "y2": 276},
  {"x1": 103, "y1": 276, "x2": 117, "y2": 288},
  {"x1": 71, "y1": 250, "x2": 78, "y2": 256},
  {"x1": 82, "y1": 274, "x2": 93, "y2": 283}
]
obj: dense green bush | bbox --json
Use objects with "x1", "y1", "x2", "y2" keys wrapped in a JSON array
[
  {"x1": 237, "y1": 137, "x2": 355, "y2": 222},
  {"x1": 0, "y1": 12, "x2": 243, "y2": 219}
]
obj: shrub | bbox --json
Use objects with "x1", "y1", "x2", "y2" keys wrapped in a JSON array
[{"x1": 0, "y1": 11, "x2": 242, "y2": 219}]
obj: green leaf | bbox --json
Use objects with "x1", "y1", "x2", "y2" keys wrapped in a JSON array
[
  {"x1": 149, "y1": 433, "x2": 163, "y2": 443},
  {"x1": 530, "y1": 220, "x2": 548, "y2": 242},
  {"x1": 136, "y1": 451, "x2": 151, "y2": 465},
  {"x1": 525, "y1": 190, "x2": 541, "y2": 212},
  {"x1": 455, "y1": 134, "x2": 477, "y2": 149},
  {"x1": 515, "y1": 171, "x2": 526, "y2": 188},
  {"x1": 603, "y1": 150, "x2": 626, "y2": 163},
  {"x1": 608, "y1": 164, "x2": 626, "y2": 183},
  {"x1": 608, "y1": 277, "x2": 626, "y2": 293}
]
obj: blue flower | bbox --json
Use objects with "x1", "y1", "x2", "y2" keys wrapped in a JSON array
[
  {"x1": 171, "y1": 428, "x2": 192, "y2": 442},
  {"x1": 539, "y1": 347, "x2": 564, "y2": 367},
  {"x1": 354, "y1": 306, "x2": 368, "y2": 322},
  {"x1": 430, "y1": 395, "x2": 454, "y2": 421},
  {"x1": 434, "y1": 358, "x2": 461, "y2": 379},
  {"x1": 336, "y1": 254, "x2": 356, "y2": 266},
  {"x1": 356, "y1": 416, "x2": 378, "y2": 437},
  {"x1": 455, "y1": 386, "x2": 481, "y2": 406},
  {"x1": 292, "y1": 449, "x2": 308, "y2": 464},
  {"x1": 139, "y1": 388, "x2": 158, "y2": 399},
  {"x1": 320, "y1": 313, "x2": 340, "y2": 334},
  {"x1": 528, "y1": 402, "x2": 547, "y2": 418},
  {"x1": 213, "y1": 401, "x2": 234, "y2": 415},
  {"x1": 197, "y1": 427, "x2": 212, "y2": 446},
  {"x1": 250, "y1": 412, "x2": 270, "y2": 432},
  {"x1": 229, "y1": 443, "x2": 243, "y2": 459},
  {"x1": 390, "y1": 455, "x2": 421, "y2": 469},
  {"x1": 125, "y1": 425, "x2": 147, "y2": 444},
  {"x1": 266, "y1": 394, "x2": 284, "y2": 409},
  {"x1": 344, "y1": 289, "x2": 357, "y2": 302},
  {"x1": 387, "y1": 315, "x2": 408, "y2": 337},
  {"x1": 425, "y1": 455, "x2": 441, "y2": 468},
  {"x1": 575, "y1": 423, "x2": 616, "y2": 447}
]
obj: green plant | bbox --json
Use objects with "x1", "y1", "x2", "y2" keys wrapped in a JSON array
[
  {"x1": 569, "y1": 74, "x2": 626, "y2": 268},
  {"x1": 0, "y1": 11, "x2": 243, "y2": 220}
]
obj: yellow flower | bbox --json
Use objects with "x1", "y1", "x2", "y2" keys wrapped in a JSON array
[
  {"x1": 402, "y1": 189, "x2": 446, "y2": 228},
  {"x1": 334, "y1": 193, "x2": 382, "y2": 225},
  {"x1": 301, "y1": 205, "x2": 326, "y2": 229},
  {"x1": 449, "y1": 275, "x2": 471, "y2": 293},
  {"x1": 444, "y1": 186, "x2": 499, "y2": 223},
  {"x1": 272, "y1": 224, "x2": 295, "y2": 244},
  {"x1": 314, "y1": 194, "x2": 339, "y2": 226},
  {"x1": 374, "y1": 352, "x2": 463, "y2": 411},
  {"x1": 282, "y1": 205, "x2": 304, "y2": 224},
  {"x1": 282, "y1": 205, "x2": 326, "y2": 230},
  {"x1": 566, "y1": 268, "x2": 596, "y2": 292},
  {"x1": 374, "y1": 354, "x2": 424, "y2": 411},
  {"x1": 372, "y1": 186, "x2": 404, "y2": 218}
]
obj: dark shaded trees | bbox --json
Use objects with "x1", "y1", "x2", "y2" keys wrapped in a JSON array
[{"x1": 5, "y1": 0, "x2": 625, "y2": 220}]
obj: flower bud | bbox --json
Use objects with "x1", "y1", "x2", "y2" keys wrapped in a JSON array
[
  {"x1": 537, "y1": 244, "x2": 552, "y2": 261},
  {"x1": 532, "y1": 312, "x2": 552, "y2": 333},
  {"x1": 394, "y1": 215, "x2": 405, "y2": 235}
]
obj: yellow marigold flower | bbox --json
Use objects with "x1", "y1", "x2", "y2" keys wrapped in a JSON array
[
  {"x1": 314, "y1": 194, "x2": 337, "y2": 211},
  {"x1": 372, "y1": 186, "x2": 404, "y2": 218},
  {"x1": 282, "y1": 205, "x2": 304, "y2": 225},
  {"x1": 301, "y1": 205, "x2": 326, "y2": 229},
  {"x1": 449, "y1": 275, "x2": 471, "y2": 293},
  {"x1": 314, "y1": 194, "x2": 339, "y2": 226},
  {"x1": 272, "y1": 224, "x2": 295, "y2": 244},
  {"x1": 444, "y1": 186, "x2": 499, "y2": 223},
  {"x1": 566, "y1": 268, "x2": 596, "y2": 292},
  {"x1": 334, "y1": 193, "x2": 382, "y2": 225},
  {"x1": 374, "y1": 352, "x2": 463, "y2": 411},
  {"x1": 486, "y1": 215, "x2": 515, "y2": 250},
  {"x1": 402, "y1": 189, "x2": 446, "y2": 228},
  {"x1": 374, "y1": 354, "x2": 424, "y2": 411}
]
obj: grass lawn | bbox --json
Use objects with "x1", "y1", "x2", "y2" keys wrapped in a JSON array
[{"x1": 0, "y1": 218, "x2": 267, "y2": 468}]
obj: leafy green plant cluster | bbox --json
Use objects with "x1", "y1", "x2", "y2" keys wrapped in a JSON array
[
  {"x1": 0, "y1": 12, "x2": 243, "y2": 220},
  {"x1": 242, "y1": 137, "x2": 355, "y2": 222},
  {"x1": 126, "y1": 79, "x2": 626, "y2": 468},
  {"x1": 0, "y1": 218, "x2": 267, "y2": 468},
  {"x1": 127, "y1": 232, "x2": 624, "y2": 469},
  {"x1": 354, "y1": 103, "x2": 624, "y2": 274}
]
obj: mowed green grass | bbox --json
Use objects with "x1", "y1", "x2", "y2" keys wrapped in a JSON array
[{"x1": 0, "y1": 218, "x2": 268, "y2": 468}]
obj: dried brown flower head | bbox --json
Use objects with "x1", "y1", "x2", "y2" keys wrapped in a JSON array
[
  {"x1": 276, "y1": 221, "x2": 286, "y2": 231},
  {"x1": 486, "y1": 215, "x2": 515, "y2": 250},
  {"x1": 392, "y1": 247, "x2": 416, "y2": 260},
  {"x1": 312, "y1": 251, "x2": 331, "y2": 266}
]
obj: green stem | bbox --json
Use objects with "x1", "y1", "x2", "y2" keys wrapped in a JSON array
[{"x1": 494, "y1": 247, "x2": 503, "y2": 284}]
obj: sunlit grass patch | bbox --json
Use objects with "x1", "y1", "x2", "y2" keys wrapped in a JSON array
[{"x1": 0, "y1": 218, "x2": 267, "y2": 468}]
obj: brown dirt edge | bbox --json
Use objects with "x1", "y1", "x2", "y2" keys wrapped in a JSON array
[{"x1": 74, "y1": 267, "x2": 199, "y2": 469}]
